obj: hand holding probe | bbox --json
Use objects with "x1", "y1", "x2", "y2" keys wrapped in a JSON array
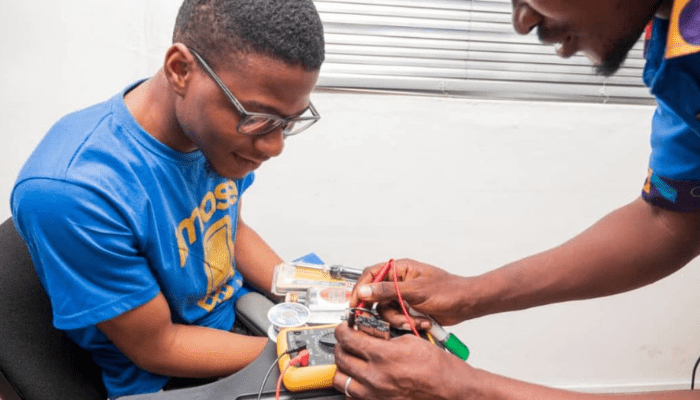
[
  {"x1": 409, "y1": 308, "x2": 470, "y2": 360},
  {"x1": 354, "y1": 260, "x2": 393, "y2": 311},
  {"x1": 352, "y1": 260, "x2": 471, "y2": 361},
  {"x1": 349, "y1": 260, "x2": 394, "y2": 327}
]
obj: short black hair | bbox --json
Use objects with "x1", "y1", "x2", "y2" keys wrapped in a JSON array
[{"x1": 173, "y1": 0, "x2": 325, "y2": 71}]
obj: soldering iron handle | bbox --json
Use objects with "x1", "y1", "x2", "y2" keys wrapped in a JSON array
[{"x1": 330, "y1": 265, "x2": 363, "y2": 280}]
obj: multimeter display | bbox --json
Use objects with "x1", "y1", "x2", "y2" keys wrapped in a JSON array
[{"x1": 276, "y1": 324, "x2": 338, "y2": 391}]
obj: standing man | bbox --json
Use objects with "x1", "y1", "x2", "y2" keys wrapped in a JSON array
[
  {"x1": 333, "y1": 0, "x2": 700, "y2": 398},
  {"x1": 11, "y1": 0, "x2": 324, "y2": 397}
]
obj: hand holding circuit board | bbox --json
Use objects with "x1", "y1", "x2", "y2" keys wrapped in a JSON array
[
  {"x1": 348, "y1": 259, "x2": 469, "y2": 359},
  {"x1": 273, "y1": 258, "x2": 469, "y2": 399}
]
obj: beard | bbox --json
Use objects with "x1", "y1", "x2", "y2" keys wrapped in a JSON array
[
  {"x1": 594, "y1": 0, "x2": 663, "y2": 77},
  {"x1": 534, "y1": 6, "x2": 658, "y2": 78},
  {"x1": 593, "y1": 29, "x2": 644, "y2": 77}
]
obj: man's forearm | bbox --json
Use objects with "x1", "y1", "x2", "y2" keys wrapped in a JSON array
[
  {"x1": 234, "y1": 218, "x2": 283, "y2": 297},
  {"x1": 134, "y1": 322, "x2": 268, "y2": 378},
  {"x1": 465, "y1": 197, "x2": 700, "y2": 319},
  {"x1": 98, "y1": 292, "x2": 269, "y2": 379}
]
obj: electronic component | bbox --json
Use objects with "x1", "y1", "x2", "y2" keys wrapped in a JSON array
[
  {"x1": 289, "y1": 262, "x2": 363, "y2": 281},
  {"x1": 285, "y1": 286, "x2": 352, "y2": 325},
  {"x1": 271, "y1": 262, "x2": 354, "y2": 295},
  {"x1": 276, "y1": 324, "x2": 339, "y2": 391},
  {"x1": 327, "y1": 265, "x2": 363, "y2": 280},
  {"x1": 346, "y1": 307, "x2": 391, "y2": 340}
]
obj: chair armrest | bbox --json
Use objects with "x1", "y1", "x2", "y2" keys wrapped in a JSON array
[{"x1": 235, "y1": 292, "x2": 275, "y2": 337}]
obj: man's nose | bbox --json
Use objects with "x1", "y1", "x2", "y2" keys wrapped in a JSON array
[
  {"x1": 254, "y1": 127, "x2": 285, "y2": 158},
  {"x1": 512, "y1": 1, "x2": 541, "y2": 35}
]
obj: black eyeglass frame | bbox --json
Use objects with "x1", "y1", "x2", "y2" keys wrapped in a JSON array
[{"x1": 188, "y1": 47, "x2": 320, "y2": 137}]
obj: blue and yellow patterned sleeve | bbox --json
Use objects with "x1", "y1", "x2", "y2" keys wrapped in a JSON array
[{"x1": 643, "y1": 97, "x2": 700, "y2": 211}]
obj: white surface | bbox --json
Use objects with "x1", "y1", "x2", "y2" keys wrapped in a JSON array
[
  {"x1": 1, "y1": 0, "x2": 699, "y2": 393},
  {"x1": 245, "y1": 93, "x2": 700, "y2": 391}
]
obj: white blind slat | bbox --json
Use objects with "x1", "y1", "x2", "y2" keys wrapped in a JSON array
[
  {"x1": 314, "y1": 0, "x2": 654, "y2": 104},
  {"x1": 325, "y1": 44, "x2": 647, "y2": 72},
  {"x1": 321, "y1": 62, "x2": 646, "y2": 87}
]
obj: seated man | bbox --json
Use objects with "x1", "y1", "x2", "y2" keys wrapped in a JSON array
[{"x1": 10, "y1": 0, "x2": 324, "y2": 397}]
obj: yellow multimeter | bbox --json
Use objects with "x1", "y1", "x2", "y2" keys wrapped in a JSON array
[{"x1": 276, "y1": 324, "x2": 339, "y2": 391}]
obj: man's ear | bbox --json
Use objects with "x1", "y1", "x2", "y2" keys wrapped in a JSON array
[{"x1": 163, "y1": 43, "x2": 195, "y2": 97}]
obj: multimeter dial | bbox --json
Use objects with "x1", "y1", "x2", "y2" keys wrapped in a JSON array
[{"x1": 286, "y1": 326, "x2": 336, "y2": 366}]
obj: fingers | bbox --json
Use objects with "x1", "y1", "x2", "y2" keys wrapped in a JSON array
[
  {"x1": 334, "y1": 322, "x2": 380, "y2": 360},
  {"x1": 333, "y1": 323, "x2": 378, "y2": 399},
  {"x1": 355, "y1": 281, "x2": 398, "y2": 304},
  {"x1": 351, "y1": 259, "x2": 434, "y2": 330},
  {"x1": 332, "y1": 371, "x2": 351, "y2": 398},
  {"x1": 376, "y1": 301, "x2": 432, "y2": 330},
  {"x1": 352, "y1": 258, "x2": 427, "y2": 306},
  {"x1": 350, "y1": 263, "x2": 393, "y2": 307},
  {"x1": 357, "y1": 262, "x2": 388, "y2": 286},
  {"x1": 334, "y1": 324, "x2": 449, "y2": 400},
  {"x1": 333, "y1": 370, "x2": 368, "y2": 399}
]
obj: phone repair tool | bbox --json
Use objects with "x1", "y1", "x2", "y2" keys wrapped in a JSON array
[
  {"x1": 328, "y1": 265, "x2": 363, "y2": 280},
  {"x1": 291, "y1": 262, "x2": 364, "y2": 281},
  {"x1": 275, "y1": 324, "x2": 339, "y2": 391},
  {"x1": 410, "y1": 309, "x2": 470, "y2": 361},
  {"x1": 271, "y1": 262, "x2": 351, "y2": 295}
]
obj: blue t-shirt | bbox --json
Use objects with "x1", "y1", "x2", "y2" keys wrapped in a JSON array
[
  {"x1": 642, "y1": 0, "x2": 700, "y2": 210},
  {"x1": 11, "y1": 80, "x2": 254, "y2": 397}
]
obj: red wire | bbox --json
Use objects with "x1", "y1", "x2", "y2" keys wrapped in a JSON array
[
  {"x1": 356, "y1": 259, "x2": 420, "y2": 337},
  {"x1": 390, "y1": 259, "x2": 420, "y2": 337},
  {"x1": 275, "y1": 363, "x2": 291, "y2": 400},
  {"x1": 276, "y1": 351, "x2": 309, "y2": 400},
  {"x1": 355, "y1": 260, "x2": 393, "y2": 317},
  {"x1": 275, "y1": 260, "x2": 418, "y2": 400}
]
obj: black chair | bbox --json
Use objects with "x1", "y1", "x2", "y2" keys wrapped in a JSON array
[
  {"x1": 0, "y1": 217, "x2": 276, "y2": 400},
  {"x1": 0, "y1": 217, "x2": 107, "y2": 399}
]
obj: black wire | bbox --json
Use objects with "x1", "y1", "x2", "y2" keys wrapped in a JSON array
[
  {"x1": 257, "y1": 345, "x2": 307, "y2": 400},
  {"x1": 692, "y1": 353, "x2": 700, "y2": 389}
]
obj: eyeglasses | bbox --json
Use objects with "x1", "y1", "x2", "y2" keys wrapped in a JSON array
[{"x1": 188, "y1": 47, "x2": 320, "y2": 137}]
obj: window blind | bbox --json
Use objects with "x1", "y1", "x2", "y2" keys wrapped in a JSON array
[{"x1": 314, "y1": 0, "x2": 654, "y2": 104}]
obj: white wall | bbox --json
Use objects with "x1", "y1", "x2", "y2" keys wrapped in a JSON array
[{"x1": 2, "y1": 1, "x2": 699, "y2": 394}]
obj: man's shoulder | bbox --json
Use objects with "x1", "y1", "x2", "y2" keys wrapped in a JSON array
[
  {"x1": 17, "y1": 96, "x2": 125, "y2": 182},
  {"x1": 18, "y1": 84, "x2": 163, "y2": 195}
]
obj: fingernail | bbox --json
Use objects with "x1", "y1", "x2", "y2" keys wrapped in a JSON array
[
  {"x1": 421, "y1": 321, "x2": 431, "y2": 329},
  {"x1": 400, "y1": 323, "x2": 410, "y2": 330},
  {"x1": 358, "y1": 285, "x2": 371, "y2": 298}
]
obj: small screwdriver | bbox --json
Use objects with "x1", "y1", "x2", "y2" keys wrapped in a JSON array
[{"x1": 291, "y1": 262, "x2": 363, "y2": 280}]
